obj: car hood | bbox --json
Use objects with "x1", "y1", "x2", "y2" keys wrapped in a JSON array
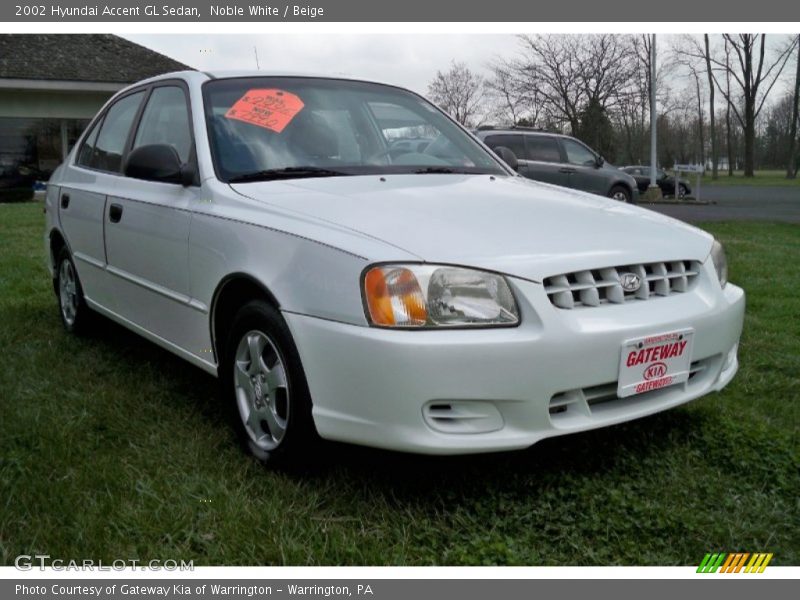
[{"x1": 231, "y1": 174, "x2": 713, "y2": 282}]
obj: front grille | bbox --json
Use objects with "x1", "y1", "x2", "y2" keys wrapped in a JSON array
[
  {"x1": 548, "y1": 358, "x2": 712, "y2": 419},
  {"x1": 543, "y1": 260, "x2": 701, "y2": 309}
]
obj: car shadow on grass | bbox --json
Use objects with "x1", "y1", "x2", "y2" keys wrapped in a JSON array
[
  {"x1": 318, "y1": 411, "x2": 704, "y2": 487},
  {"x1": 78, "y1": 311, "x2": 710, "y2": 497}
]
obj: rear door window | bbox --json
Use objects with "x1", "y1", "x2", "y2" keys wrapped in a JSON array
[
  {"x1": 76, "y1": 119, "x2": 102, "y2": 167},
  {"x1": 483, "y1": 134, "x2": 526, "y2": 160},
  {"x1": 525, "y1": 135, "x2": 561, "y2": 163}
]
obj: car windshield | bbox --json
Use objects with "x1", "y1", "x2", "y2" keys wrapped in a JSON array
[{"x1": 203, "y1": 77, "x2": 506, "y2": 182}]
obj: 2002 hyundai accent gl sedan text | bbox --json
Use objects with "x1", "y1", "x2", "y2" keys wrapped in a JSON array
[{"x1": 45, "y1": 71, "x2": 745, "y2": 465}]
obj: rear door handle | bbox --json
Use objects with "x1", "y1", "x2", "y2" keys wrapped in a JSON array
[
  {"x1": 60, "y1": 193, "x2": 70, "y2": 209},
  {"x1": 559, "y1": 167, "x2": 576, "y2": 174},
  {"x1": 109, "y1": 203, "x2": 123, "y2": 223}
]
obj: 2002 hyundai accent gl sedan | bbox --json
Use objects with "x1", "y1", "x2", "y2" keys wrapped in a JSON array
[{"x1": 45, "y1": 71, "x2": 745, "y2": 465}]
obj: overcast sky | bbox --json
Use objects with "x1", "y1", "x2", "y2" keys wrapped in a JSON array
[
  {"x1": 123, "y1": 34, "x2": 523, "y2": 95},
  {"x1": 124, "y1": 33, "x2": 797, "y2": 106}
]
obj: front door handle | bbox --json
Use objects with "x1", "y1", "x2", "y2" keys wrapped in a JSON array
[
  {"x1": 60, "y1": 193, "x2": 70, "y2": 209},
  {"x1": 109, "y1": 203, "x2": 123, "y2": 223},
  {"x1": 559, "y1": 167, "x2": 576, "y2": 174}
]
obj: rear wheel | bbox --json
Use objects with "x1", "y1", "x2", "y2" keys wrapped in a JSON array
[
  {"x1": 220, "y1": 300, "x2": 319, "y2": 466},
  {"x1": 55, "y1": 247, "x2": 92, "y2": 334},
  {"x1": 678, "y1": 183, "x2": 688, "y2": 198},
  {"x1": 609, "y1": 185, "x2": 632, "y2": 203}
]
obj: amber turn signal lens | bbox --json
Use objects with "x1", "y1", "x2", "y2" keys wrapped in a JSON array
[{"x1": 364, "y1": 266, "x2": 427, "y2": 327}]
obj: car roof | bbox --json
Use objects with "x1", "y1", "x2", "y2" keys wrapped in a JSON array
[
  {"x1": 140, "y1": 69, "x2": 402, "y2": 84},
  {"x1": 204, "y1": 70, "x2": 407, "y2": 88},
  {"x1": 111, "y1": 69, "x2": 417, "y2": 104},
  {"x1": 477, "y1": 128, "x2": 568, "y2": 139}
]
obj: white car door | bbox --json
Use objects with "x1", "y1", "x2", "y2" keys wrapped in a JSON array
[
  {"x1": 102, "y1": 83, "x2": 205, "y2": 357},
  {"x1": 59, "y1": 89, "x2": 149, "y2": 312}
]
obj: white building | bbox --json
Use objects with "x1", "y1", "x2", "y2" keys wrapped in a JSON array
[{"x1": 0, "y1": 34, "x2": 189, "y2": 199}]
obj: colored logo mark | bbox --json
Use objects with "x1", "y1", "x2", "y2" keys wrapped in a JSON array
[{"x1": 697, "y1": 552, "x2": 773, "y2": 573}]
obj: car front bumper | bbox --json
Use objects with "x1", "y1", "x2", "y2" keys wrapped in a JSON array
[{"x1": 285, "y1": 263, "x2": 745, "y2": 455}]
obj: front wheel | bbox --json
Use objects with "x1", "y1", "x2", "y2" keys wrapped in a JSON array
[
  {"x1": 609, "y1": 185, "x2": 632, "y2": 203},
  {"x1": 220, "y1": 300, "x2": 319, "y2": 467}
]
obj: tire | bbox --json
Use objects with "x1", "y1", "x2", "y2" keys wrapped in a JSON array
[
  {"x1": 55, "y1": 246, "x2": 92, "y2": 334},
  {"x1": 678, "y1": 184, "x2": 688, "y2": 198},
  {"x1": 609, "y1": 185, "x2": 632, "y2": 203},
  {"x1": 220, "y1": 300, "x2": 320, "y2": 467}
]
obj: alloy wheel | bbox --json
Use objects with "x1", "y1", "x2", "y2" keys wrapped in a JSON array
[
  {"x1": 59, "y1": 259, "x2": 78, "y2": 327},
  {"x1": 612, "y1": 191, "x2": 629, "y2": 202},
  {"x1": 233, "y1": 330, "x2": 289, "y2": 451}
]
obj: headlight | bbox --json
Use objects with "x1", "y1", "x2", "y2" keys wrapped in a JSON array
[
  {"x1": 362, "y1": 264, "x2": 520, "y2": 328},
  {"x1": 710, "y1": 239, "x2": 728, "y2": 288}
]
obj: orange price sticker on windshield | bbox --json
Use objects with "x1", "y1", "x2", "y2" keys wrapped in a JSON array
[{"x1": 225, "y1": 89, "x2": 305, "y2": 133}]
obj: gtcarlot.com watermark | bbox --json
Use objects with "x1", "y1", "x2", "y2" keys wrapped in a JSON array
[{"x1": 15, "y1": 554, "x2": 194, "y2": 571}]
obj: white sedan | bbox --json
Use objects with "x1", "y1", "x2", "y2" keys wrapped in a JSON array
[{"x1": 45, "y1": 71, "x2": 745, "y2": 465}]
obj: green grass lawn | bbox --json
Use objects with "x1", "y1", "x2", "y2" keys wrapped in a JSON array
[
  {"x1": 702, "y1": 169, "x2": 800, "y2": 187},
  {"x1": 1, "y1": 202, "x2": 798, "y2": 566}
]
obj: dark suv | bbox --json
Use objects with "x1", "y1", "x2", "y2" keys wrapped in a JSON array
[{"x1": 475, "y1": 127, "x2": 639, "y2": 203}]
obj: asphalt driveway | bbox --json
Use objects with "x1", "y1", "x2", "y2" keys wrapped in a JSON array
[{"x1": 642, "y1": 186, "x2": 799, "y2": 223}]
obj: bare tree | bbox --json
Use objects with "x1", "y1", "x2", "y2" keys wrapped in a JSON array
[
  {"x1": 427, "y1": 61, "x2": 486, "y2": 127},
  {"x1": 658, "y1": 95, "x2": 700, "y2": 166},
  {"x1": 761, "y1": 93, "x2": 796, "y2": 167},
  {"x1": 787, "y1": 35, "x2": 800, "y2": 179},
  {"x1": 683, "y1": 63, "x2": 707, "y2": 166},
  {"x1": 724, "y1": 39, "x2": 735, "y2": 175},
  {"x1": 485, "y1": 60, "x2": 521, "y2": 124},
  {"x1": 578, "y1": 35, "x2": 638, "y2": 114},
  {"x1": 485, "y1": 58, "x2": 545, "y2": 126},
  {"x1": 515, "y1": 34, "x2": 582, "y2": 132},
  {"x1": 704, "y1": 35, "x2": 718, "y2": 179},
  {"x1": 512, "y1": 34, "x2": 636, "y2": 134},
  {"x1": 671, "y1": 37, "x2": 711, "y2": 166},
  {"x1": 614, "y1": 36, "x2": 649, "y2": 163},
  {"x1": 619, "y1": 34, "x2": 675, "y2": 165},
  {"x1": 674, "y1": 34, "x2": 726, "y2": 175},
  {"x1": 705, "y1": 34, "x2": 797, "y2": 176}
]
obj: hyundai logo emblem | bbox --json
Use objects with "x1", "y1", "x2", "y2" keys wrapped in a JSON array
[{"x1": 619, "y1": 272, "x2": 642, "y2": 292}]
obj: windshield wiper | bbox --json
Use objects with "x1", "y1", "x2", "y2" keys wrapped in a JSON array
[
  {"x1": 412, "y1": 166, "x2": 484, "y2": 175},
  {"x1": 228, "y1": 167, "x2": 351, "y2": 183}
]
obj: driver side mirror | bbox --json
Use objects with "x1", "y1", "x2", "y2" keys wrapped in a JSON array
[
  {"x1": 125, "y1": 144, "x2": 195, "y2": 186},
  {"x1": 595, "y1": 155, "x2": 605, "y2": 168},
  {"x1": 492, "y1": 146, "x2": 519, "y2": 171}
]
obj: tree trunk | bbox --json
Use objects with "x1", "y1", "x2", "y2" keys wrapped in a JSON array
[
  {"x1": 726, "y1": 104, "x2": 734, "y2": 176},
  {"x1": 705, "y1": 34, "x2": 718, "y2": 179},
  {"x1": 742, "y1": 40, "x2": 756, "y2": 178},
  {"x1": 640, "y1": 104, "x2": 647, "y2": 163},
  {"x1": 744, "y1": 101, "x2": 756, "y2": 177},
  {"x1": 787, "y1": 36, "x2": 800, "y2": 179},
  {"x1": 725, "y1": 46, "x2": 735, "y2": 176},
  {"x1": 695, "y1": 74, "x2": 705, "y2": 166}
]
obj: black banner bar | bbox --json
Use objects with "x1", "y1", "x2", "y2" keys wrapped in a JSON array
[
  {"x1": 5, "y1": 579, "x2": 799, "y2": 600},
  {"x1": 3, "y1": 0, "x2": 800, "y2": 22}
]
